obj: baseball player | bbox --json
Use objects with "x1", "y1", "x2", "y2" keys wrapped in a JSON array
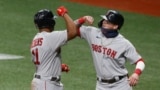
[
  {"x1": 30, "y1": 6, "x2": 76, "y2": 90},
  {"x1": 74, "y1": 10, "x2": 145, "y2": 90}
]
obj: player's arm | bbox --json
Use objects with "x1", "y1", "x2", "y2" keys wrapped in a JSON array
[
  {"x1": 74, "y1": 16, "x2": 94, "y2": 36},
  {"x1": 129, "y1": 59, "x2": 145, "y2": 86},
  {"x1": 57, "y1": 6, "x2": 77, "y2": 41}
]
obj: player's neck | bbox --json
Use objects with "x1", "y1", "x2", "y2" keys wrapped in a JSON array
[{"x1": 39, "y1": 28, "x2": 52, "y2": 32}]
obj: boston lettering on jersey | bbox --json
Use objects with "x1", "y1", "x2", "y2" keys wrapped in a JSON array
[
  {"x1": 91, "y1": 44, "x2": 117, "y2": 59},
  {"x1": 31, "y1": 38, "x2": 43, "y2": 48}
]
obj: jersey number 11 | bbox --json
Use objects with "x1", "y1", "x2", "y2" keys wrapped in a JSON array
[{"x1": 32, "y1": 48, "x2": 40, "y2": 65}]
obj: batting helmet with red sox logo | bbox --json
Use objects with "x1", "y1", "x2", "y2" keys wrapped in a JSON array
[{"x1": 98, "y1": 10, "x2": 124, "y2": 30}]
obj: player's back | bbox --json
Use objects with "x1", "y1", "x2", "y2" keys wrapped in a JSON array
[{"x1": 30, "y1": 31, "x2": 67, "y2": 77}]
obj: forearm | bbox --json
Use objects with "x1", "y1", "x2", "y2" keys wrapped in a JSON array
[
  {"x1": 128, "y1": 59, "x2": 145, "y2": 86},
  {"x1": 74, "y1": 16, "x2": 94, "y2": 37},
  {"x1": 74, "y1": 16, "x2": 94, "y2": 29},
  {"x1": 63, "y1": 13, "x2": 77, "y2": 40},
  {"x1": 74, "y1": 17, "x2": 85, "y2": 28},
  {"x1": 57, "y1": 6, "x2": 77, "y2": 40},
  {"x1": 134, "y1": 59, "x2": 145, "y2": 76}
]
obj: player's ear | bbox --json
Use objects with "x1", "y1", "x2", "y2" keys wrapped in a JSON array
[
  {"x1": 98, "y1": 19, "x2": 104, "y2": 28},
  {"x1": 35, "y1": 24, "x2": 39, "y2": 29}
]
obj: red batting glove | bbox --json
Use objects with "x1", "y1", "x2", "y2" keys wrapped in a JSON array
[
  {"x1": 61, "y1": 63, "x2": 70, "y2": 72},
  {"x1": 57, "y1": 6, "x2": 68, "y2": 16}
]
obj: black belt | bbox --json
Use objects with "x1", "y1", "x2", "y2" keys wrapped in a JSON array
[
  {"x1": 97, "y1": 75, "x2": 127, "y2": 84},
  {"x1": 35, "y1": 75, "x2": 61, "y2": 81}
]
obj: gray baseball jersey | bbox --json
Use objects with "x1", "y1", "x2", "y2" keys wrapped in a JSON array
[
  {"x1": 78, "y1": 25, "x2": 142, "y2": 79},
  {"x1": 30, "y1": 30, "x2": 67, "y2": 77}
]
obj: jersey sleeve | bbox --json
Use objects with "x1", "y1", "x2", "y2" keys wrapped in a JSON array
[
  {"x1": 124, "y1": 41, "x2": 142, "y2": 64},
  {"x1": 78, "y1": 25, "x2": 95, "y2": 39}
]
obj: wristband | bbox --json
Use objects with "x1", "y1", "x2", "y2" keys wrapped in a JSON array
[
  {"x1": 78, "y1": 17, "x2": 85, "y2": 24},
  {"x1": 134, "y1": 69, "x2": 142, "y2": 76}
]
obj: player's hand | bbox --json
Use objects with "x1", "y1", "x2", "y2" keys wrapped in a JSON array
[
  {"x1": 57, "y1": 6, "x2": 68, "y2": 16},
  {"x1": 61, "y1": 63, "x2": 70, "y2": 72},
  {"x1": 83, "y1": 16, "x2": 94, "y2": 25},
  {"x1": 75, "y1": 16, "x2": 94, "y2": 26},
  {"x1": 128, "y1": 73, "x2": 139, "y2": 86}
]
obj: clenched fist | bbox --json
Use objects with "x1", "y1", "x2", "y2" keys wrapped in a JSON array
[{"x1": 57, "y1": 6, "x2": 68, "y2": 16}]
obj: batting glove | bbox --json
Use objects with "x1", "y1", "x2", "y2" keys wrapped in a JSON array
[
  {"x1": 57, "y1": 6, "x2": 68, "y2": 16},
  {"x1": 61, "y1": 63, "x2": 70, "y2": 72}
]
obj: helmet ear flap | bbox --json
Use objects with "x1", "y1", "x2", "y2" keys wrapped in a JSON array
[{"x1": 98, "y1": 19, "x2": 104, "y2": 28}]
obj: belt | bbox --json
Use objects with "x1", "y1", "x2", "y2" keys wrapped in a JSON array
[
  {"x1": 35, "y1": 75, "x2": 61, "y2": 81},
  {"x1": 97, "y1": 75, "x2": 127, "y2": 84}
]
